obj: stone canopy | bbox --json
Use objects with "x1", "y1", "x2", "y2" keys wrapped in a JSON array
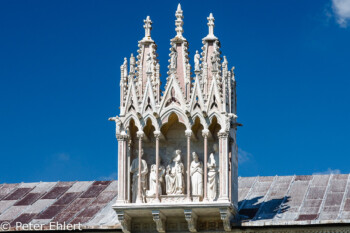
[{"x1": 109, "y1": 4, "x2": 239, "y2": 233}]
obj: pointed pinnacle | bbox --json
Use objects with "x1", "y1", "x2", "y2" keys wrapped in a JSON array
[
  {"x1": 203, "y1": 12, "x2": 217, "y2": 40},
  {"x1": 174, "y1": 3, "x2": 184, "y2": 40},
  {"x1": 177, "y1": 3, "x2": 182, "y2": 11},
  {"x1": 142, "y1": 16, "x2": 153, "y2": 42}
]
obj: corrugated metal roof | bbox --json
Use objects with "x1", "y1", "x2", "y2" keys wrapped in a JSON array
[{"x1": 0, "y1": 175, "x2": 349, "y2": 231}]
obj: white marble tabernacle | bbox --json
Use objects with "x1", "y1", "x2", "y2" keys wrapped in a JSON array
[{"x1": 110, "y1": 4, "x2": 239, "y2": 233}]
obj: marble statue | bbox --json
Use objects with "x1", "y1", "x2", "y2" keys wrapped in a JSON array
[
  {"x1": 130, "y1": 149, "x2": 149, "y2": 203},
  {"x1": 112, "y1": 9, "x2": 239, "y2": 232},
  {"x1": 194, "y1": 50, "x2": 200, "y2": 71},
  {"x1": 165, "y1": 150, "x2": 185, "y2": 194},
  {"x1": 211, "y1": 55, "x2": 219, "y2": 72},
  {"x1": 190, "y1": 152, "x2": 203, "y2": 196},
  {"x1": 170, "y1": 44, "x2": 178, "y2": 70},
  {"x1": 122, "y1": 57, "x2": 128, "y2": 77},
  {"x1": 146, "y1": 53, "x2": 152, "y2": 73},
  {"x1": 207, "y1": 144, "x2": 218, "y2": 201},
  {"x1": 129, "y1": 53, "x2": 135, "y2": 73},
  {"x1": 147, "y1": 164, "x2": 165, "y2": 196}
]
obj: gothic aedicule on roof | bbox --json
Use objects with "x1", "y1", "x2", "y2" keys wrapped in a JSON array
[{"x1": 109, "y1": 4, "x2": 239, "y2": 233}]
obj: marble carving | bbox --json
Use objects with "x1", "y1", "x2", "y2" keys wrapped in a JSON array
[
  {"x1": 169, "y1": 44, "x2": 177, "y2": 70},
  {"x1": 130, "y1": 149, "x2": 148, "y2": 203},
  {"x1": 194, "y1": 50, "x2": 200, "y2": 71},
  {"x1": 207, "y1": 147, "x2": 218, "y2": 201},
  {"x1": 190, "y1": 152, "x2": 203, "y2": 196},
  {"x1": 147, "y1": 164, "x2": 165, "y2": 196},
  {"x1": 165, "y1": 150, "x2": 185, "y2": 195},
  {"x1": 111, "y1": 4, "x2": 238, "y2": 232}
]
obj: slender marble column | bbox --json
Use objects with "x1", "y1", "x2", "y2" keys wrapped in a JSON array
[
  {"x1": 116, "y1": 132, "x2": 127, "y2": 203},
  {"x1": 127, "y1": 138, "x2": 132, "y2": 203},
  {"x1": 123, "y1": 136, "x2": 128, "y2": 203},
  {"x1": 202, "y1": 129, "x2": 209, "y2": 201},
  {"x1": 185, "y1": 129, "x2": 192, "y2": 201},
  {"x1": 218, "y1": 131, "x2": 229, "y2": 202},
  {"x1": 154, "y1": 130, "x2": 161, "y2": 203},
  {"x1": 136, "y1": 131, "x2": 144, "y2": 203}
]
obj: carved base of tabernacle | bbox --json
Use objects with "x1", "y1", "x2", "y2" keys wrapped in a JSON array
[
  {"x1": 146, "y1": 195, "x2": 202, "y2": 203},
  {"x1": 113, "y1": 202, "x2": 237, "y2": 233}
]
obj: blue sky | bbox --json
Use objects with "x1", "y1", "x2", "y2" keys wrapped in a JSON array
[{"x1": 1, "y1": 0, "x2": 350, "y2": 183}]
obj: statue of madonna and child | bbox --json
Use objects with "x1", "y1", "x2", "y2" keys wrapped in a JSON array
[{"x1": 165, "y1": 150, "x2": 185, "y2": 195}]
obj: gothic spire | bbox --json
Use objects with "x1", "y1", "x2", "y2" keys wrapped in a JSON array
[
  {"x1": 142, "y1": 16, "x2": 153, "y2": 42},
  {"x1": 174, "y1": 4, "x2": 185, "y2": 40},
  {"x1": 203, "y1": 13, "x2": 217, "y2": 41}
]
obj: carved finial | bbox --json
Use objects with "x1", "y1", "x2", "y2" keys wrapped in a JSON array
[
  {"x1": 143, "y1": 16, "x2": 153, "y2": 41},
  {"x1": 175, "y1": 4, "x2": 184, "y2": 39},
  {"x1": 203, "y1": 13, "x2": 217, "y2": 40}
]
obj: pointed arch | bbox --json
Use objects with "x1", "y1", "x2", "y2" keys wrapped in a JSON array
[
  {"x1": 208, "y1": 112, "x2": 223, "y2": 129},
  {"x1": 123, "y1": 112, "x2": 142, "y2": 132},
  {"x1": 160, "y1": 106, "x2": 190, "y2": 130},
  {"x1": 191, "y1": 112, "x2": 208, "y2": 130},
  {"x1": 142, "y1": 113, "x2": 160, "y2": 132},
  {"x1": 208, "y1": 114, "x2": 222, "y2": 140}
]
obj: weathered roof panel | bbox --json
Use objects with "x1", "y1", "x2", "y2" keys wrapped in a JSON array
[
  {"x1": 0, "y1": 184, "x2": 19, "y2": 200},
  {"x1": 1, "y1": 175, "x2": 350, "y2": 231}
]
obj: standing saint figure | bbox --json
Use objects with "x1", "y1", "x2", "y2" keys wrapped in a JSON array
[
  {"x1": 207, "y1": 144, "x2": 218, "y2": 201},
  {"x1": 147, "y1": 164, "x2": 165, "y2": 196},
  {"x1": 130, "y1": 149, "x2": 148, "y2": 203},
  {"x1": 129, "y1": 53, "x2": 136, "y2": 74},
  {"x1": 194, "y1": 50, "x2": 200, "y2": 71},
  {"x1": 190, "y1": 152, "x2": 203, "y2": 196},
  {"x1": 170, "y1": 44, "x2": 178, "y2": 70},
  {"x1": 146, "y1": 53, "x2": 152, "y2": 73},
  {"x1": 211, "y1": 53, "x2": 219, "y2": 72},
  {"x1": 165, "y1": 150, "x2": 185, "y2": 194}
]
